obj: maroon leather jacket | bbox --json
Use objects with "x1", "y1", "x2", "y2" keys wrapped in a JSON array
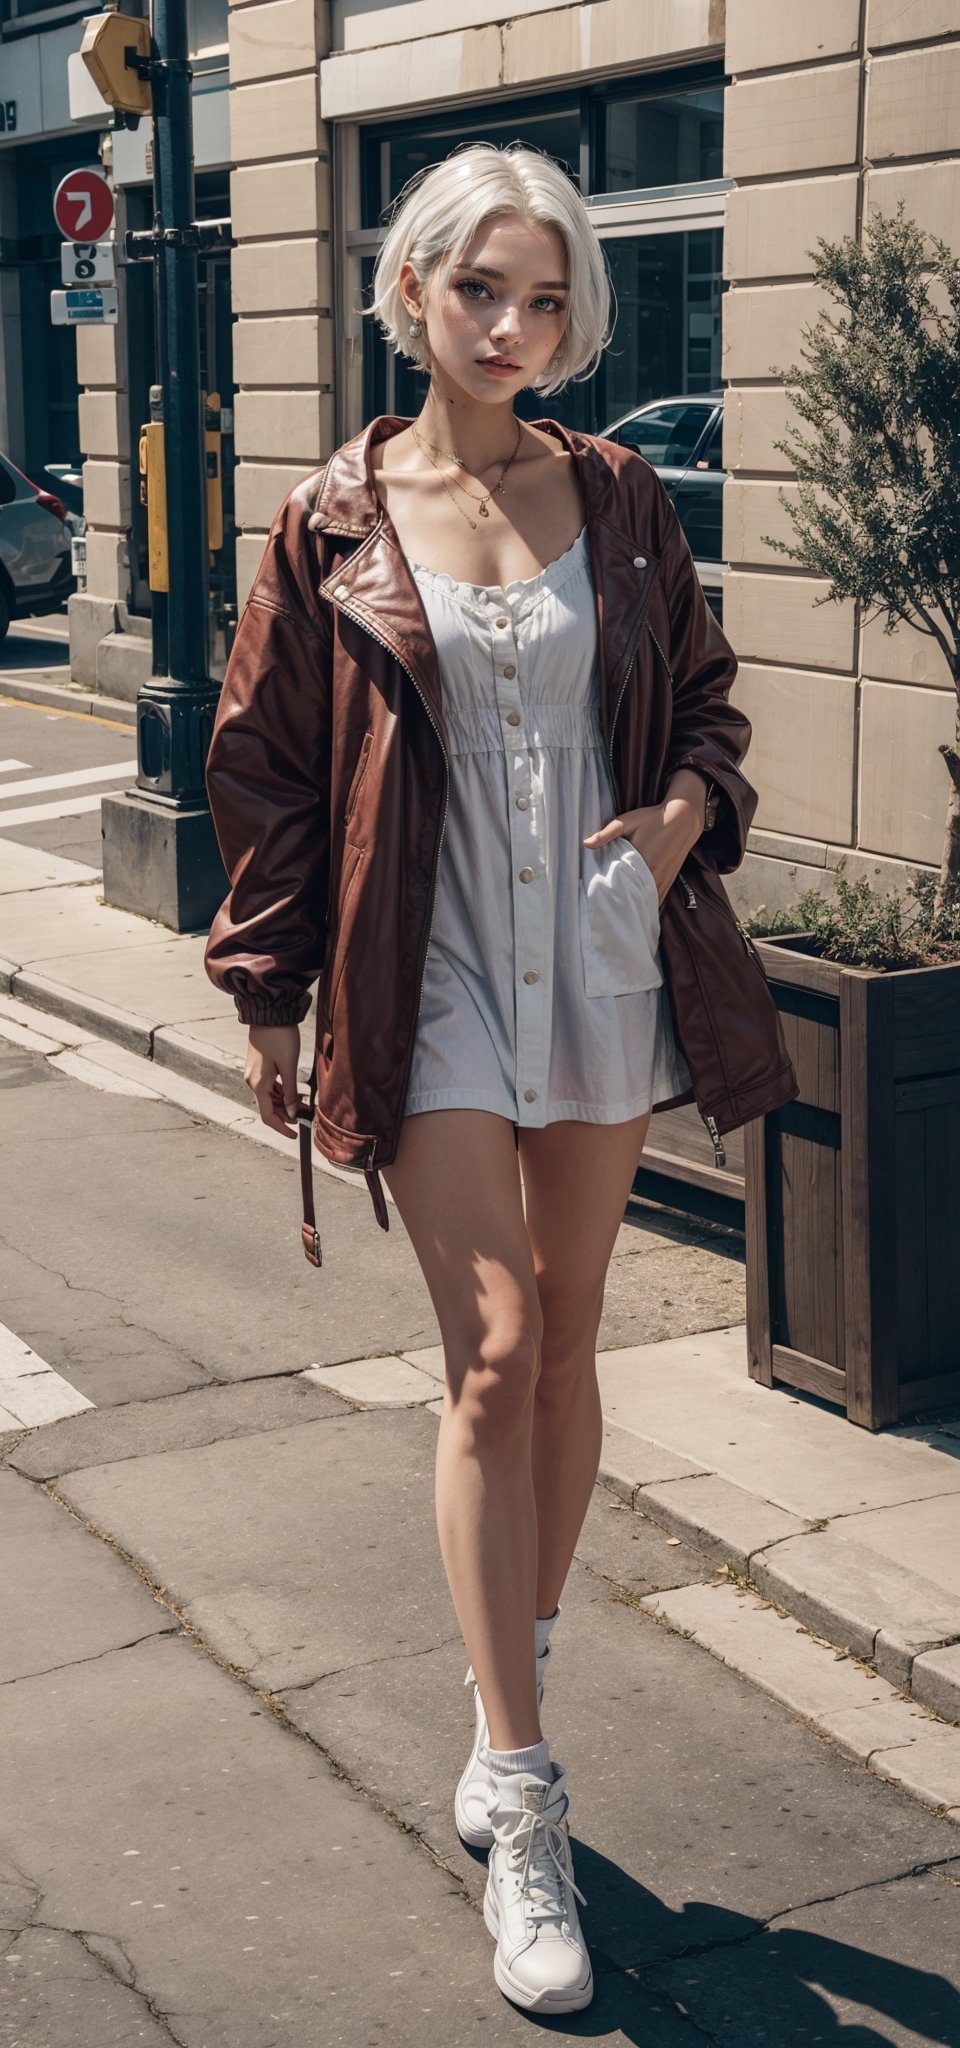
[{"x1": 203, "y1": 413, "x2": 799, "y2": 1246}]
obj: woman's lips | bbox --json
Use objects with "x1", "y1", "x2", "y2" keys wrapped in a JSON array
[{"x1": 478, "y1": 358, "x2": 520, "y2": 375}]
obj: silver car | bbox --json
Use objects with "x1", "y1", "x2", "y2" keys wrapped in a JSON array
[{"x1": 0, "y1": 452, "x2": 74, "y2": 644}]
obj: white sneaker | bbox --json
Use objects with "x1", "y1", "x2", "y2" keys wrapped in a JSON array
[
  {"x1": 483, "y1": 1760, "x2": 593, "y2": 2014},
  {"x1": 454, "y1": 1641, "x2": 551, "y2": 1850}
]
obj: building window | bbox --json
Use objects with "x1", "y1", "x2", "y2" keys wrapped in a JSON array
[
  {"x1": 345, "y1": 66, "x2": 728, "y2": 438},
  {"x1": 1, "y1": 0, "x2": 91, "y2": 32},
  {"x1": 602, "y1": 84, "x2": 724, "y2": 192},
  {"x1": 603, "y1": 227, "x2": 723, "y2": 418}
]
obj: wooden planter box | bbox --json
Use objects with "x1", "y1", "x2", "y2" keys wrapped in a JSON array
[{"x1": 744, "y1": 935, "x2": 960, "y2": 1430}]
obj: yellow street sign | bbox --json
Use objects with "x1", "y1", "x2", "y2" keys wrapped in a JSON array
[
  {"x1": 80, "y1": 13, "x2": 153, "y2": 117},
  {"x1": 139, "y1": 422, "x2": 169, "y2": 593}
]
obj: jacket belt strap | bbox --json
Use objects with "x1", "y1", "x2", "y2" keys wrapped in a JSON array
[{"x1": 298, "y1": 1067, "x2": 322, "y2": 1266}]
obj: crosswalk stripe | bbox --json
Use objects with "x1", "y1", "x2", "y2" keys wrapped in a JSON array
[
  {"x1": 0, "y1": 760, "x2": 31, "y2": 774},
  {"x1": 0, "y1": 760, "x2": 136, "y2": 801},
  {"x1": 0, "y1": 1319, "x2": 94, "y2": 1429},
  {"x1": 0, "y1": 793, "x2": 115, "y2": 827}
]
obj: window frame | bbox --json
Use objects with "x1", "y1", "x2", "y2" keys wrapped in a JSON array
[{"x1": 336, "y1": 62, "x2": 731, "y2": 442}]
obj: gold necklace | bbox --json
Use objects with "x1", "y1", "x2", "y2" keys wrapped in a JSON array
[{"x1": 411, "y1": 418, "x2": 523, "y2": 528}]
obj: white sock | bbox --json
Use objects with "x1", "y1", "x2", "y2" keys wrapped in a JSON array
[
  {"x1": 483, "y1": 1737, "x2": 551, "y2": 1778},
  {"x1": 535, "y1": 1604, "x2": 560, "y2": 1659}
]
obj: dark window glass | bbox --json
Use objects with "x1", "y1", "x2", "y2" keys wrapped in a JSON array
[
  {"x1": 604, "y1": 87, "x2": 724, "y2": 192},
  {"x1": 601, "y1": 228, "x2": 723, "y2": 420},
  {"x1": 693, "y1": 411, "x2": 724, "y2": 470},
  {"x1": 5, "y1": 0, "x2": 86, "y2": 15},
  {"x1": 365, "y1": 109, "x2": 581, "y2": 228},
  {"x1": 0, "y1": 461, "x2": 17, "y2": 506}
]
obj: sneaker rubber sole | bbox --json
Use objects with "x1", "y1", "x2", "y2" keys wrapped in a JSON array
[{"x1": 482, "y1": 1875, "x2": 594, "y2": 2014}]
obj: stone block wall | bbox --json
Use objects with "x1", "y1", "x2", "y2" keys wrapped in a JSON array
[
  {"x1": 229, "y1": 0, "x2": 333, "y2": 606},
  {"x1": 723, "y1": 0, "x2": 959, "y2": 920},
  {"x1": 68, "y1": 289, "x2": 131, "y2": 687}
]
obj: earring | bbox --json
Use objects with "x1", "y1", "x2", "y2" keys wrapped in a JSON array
[{"x1": 408, "y1": 319, "x2": 423, "y2": 337}]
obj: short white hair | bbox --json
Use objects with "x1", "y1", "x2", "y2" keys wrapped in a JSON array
[{"x1": 363, "y1": 141, "x2": 614, "y2": 396}]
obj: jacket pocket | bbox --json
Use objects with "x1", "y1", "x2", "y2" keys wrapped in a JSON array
[
  {"x1": 343, "y1": 730, "x2": 373, "y2": 827},
  {"x1": 578, "y1": 836, "x2": 664, "y2": 998}
]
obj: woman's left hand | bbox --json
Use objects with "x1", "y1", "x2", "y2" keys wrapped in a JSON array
[{"x1": 582, "y1": 797, "x2": 703, "y2": 909}]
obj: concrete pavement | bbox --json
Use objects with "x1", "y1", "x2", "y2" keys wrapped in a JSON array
[{"x1": 4, "y1": 1020, "x2": 960, "y2": 2042}]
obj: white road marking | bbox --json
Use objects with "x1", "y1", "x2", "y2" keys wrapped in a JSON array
[
  {"x1": 0, "y1": 1321, "x2": 94, "y2": 1430},
  {"x1": 0, "y1": 792, "x2": 116, "y2": 826},
  {"x1": 0, "y1": 760, "x2": 136, "y2": 801},
  {"x1": 47, "y1": 1047, "x2": 160, "y2": 1097},
  {"x1": 0, "y1": 759, "x2": 30, "y2": 774}
]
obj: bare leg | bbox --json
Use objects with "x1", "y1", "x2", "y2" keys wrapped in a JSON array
[
  {"x1": 379, "y1": 1110, "x2": 545, "y2": 1752},
  {"x1": 518, "y1": 1112, "x2": 653, "y2": 1616}
]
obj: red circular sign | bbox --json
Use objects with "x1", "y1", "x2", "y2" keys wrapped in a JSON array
[{"x1": 53, "y1": 169, "x2": 114, "y2": 242}]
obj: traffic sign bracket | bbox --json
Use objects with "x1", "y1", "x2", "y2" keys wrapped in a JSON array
[{"x1": 124, "y1": 218, "x2": 234, "y2": 261}]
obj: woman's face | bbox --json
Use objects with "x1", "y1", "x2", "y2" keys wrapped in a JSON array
[{"x1": 402, "y1": 213, "x2": 569, "y2": 401}]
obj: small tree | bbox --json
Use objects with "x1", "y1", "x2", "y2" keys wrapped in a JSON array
[{"x1": 762, "y1": 201, "x2": 960, "y2": 905}]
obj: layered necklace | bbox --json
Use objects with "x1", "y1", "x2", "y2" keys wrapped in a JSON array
[{"x1": 411, "y1": 417, "x2": 524, "y2": 529}]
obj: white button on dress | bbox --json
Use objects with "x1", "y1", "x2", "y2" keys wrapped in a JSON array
[{"x1": 403, "y1": 525, "x2": 692, "y2": 1128}]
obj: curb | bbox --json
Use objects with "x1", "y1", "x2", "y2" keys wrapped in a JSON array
[
  {"x1": 3, "y1": 964, "x2": 958, "y2": 1740},
  {"x1": 0, "y1": 673, "x2": 136, "y2": 724},
  {"x1": 595, "y1": 1460, "x2": 960, "y2": 1731}
]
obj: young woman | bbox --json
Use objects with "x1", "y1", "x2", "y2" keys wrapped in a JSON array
[{"x1": 203, "y1": 143, "x2": 798, "y2": 2017}]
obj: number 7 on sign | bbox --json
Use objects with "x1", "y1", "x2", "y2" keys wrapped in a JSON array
[{"x1": 66, "y1": 189, "x2": 94, "y2": 231}]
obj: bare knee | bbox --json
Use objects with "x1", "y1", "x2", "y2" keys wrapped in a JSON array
[
  {"x1": 536, "y1": 1280, "x2": 603, "y2": 1404},
  {"x1": 445, "y1": 1320, "x2": 542, "y2": 1448}
]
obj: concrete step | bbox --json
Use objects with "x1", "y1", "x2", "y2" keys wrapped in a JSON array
[{"x1": 96, "y1": 629, "x2": 153, "y2": 702}]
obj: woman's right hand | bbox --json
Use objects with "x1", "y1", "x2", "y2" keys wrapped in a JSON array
[{"x1": 245, "y1": 1025, "x2": 302, "y2": 1138}]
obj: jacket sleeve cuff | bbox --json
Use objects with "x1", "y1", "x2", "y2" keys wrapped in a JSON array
[
  {"x1": 233, "y1": 991, "x2": 313, "y2": 1027},
  {"x1": 667, "y1": 748, "x2": 755, "y2": 873}
]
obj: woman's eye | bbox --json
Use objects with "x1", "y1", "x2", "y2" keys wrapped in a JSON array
[{"x1": 455, "y1": 280, "x2": 563, "y2": 314}]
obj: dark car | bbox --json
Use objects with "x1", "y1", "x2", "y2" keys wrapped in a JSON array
[
  {"x1": 0, "y1": 453, "x2": 75, "y2": 642},
  {"x1": 600, "y1": 394, "x2": 725, "y2": 618}
]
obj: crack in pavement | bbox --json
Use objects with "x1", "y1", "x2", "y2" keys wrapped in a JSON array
[
  {"x1": 17, "y1": 1434, "x2": 960, "y2": 2026},
  {"x1": 74, "y1": 1926, "x2": 193, "y2": 2044},
  {"x1": 275, "y1": 1628, "x2": 467, "y2": 1694},
  {"x1": 22, "y1": 1481, "x2": 486, "y2": 1916},
  {"x1": 3, "y1": 1919, "x2": 192, "y2": 2048},
  {"x1": 1, "y1": 1380, "x2": 365, "y2": 1479},
  {"x1": 0, "y1": 1624, "x2": 182, "y2": 1687},
  {"x1": 597, "y1": 1847, "x2": 960, "y2": 1990}
]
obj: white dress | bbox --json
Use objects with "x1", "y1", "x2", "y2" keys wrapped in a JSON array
[{"x1": 403, "y1": 523, "x2": 692, "y2": 1127}]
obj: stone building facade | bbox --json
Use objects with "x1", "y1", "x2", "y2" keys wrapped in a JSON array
[{"x1": 69, "y1": 0, "x2": 960, "y2": 918}]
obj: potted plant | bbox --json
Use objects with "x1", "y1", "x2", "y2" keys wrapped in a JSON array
[{"x1": 742, "y1": 203, "x2": 960, "y2": 1430}]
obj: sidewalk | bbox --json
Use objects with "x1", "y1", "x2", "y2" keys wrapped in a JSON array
[{"x1": 3, "y1": 826, "x2": 960, "y2": 1817}]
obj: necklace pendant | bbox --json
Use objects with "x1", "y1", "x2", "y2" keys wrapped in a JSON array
[{"x1": 478, "y1": 501, "x2": 489, "y2": 518}]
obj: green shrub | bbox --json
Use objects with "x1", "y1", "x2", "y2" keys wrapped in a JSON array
[{"x1": 744, "y1": 856, "x2": 960, "y2": 970}]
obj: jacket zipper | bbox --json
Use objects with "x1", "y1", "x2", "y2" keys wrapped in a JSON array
[{"x1": 325, "y1": 585, "x2": 450, "y2": 1166}]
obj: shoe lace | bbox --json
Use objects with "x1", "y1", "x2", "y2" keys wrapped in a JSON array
[{"x1": 510, "y1": 1810, "x2": 587, "y2": 1924}]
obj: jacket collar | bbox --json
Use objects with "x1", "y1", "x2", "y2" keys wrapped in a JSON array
[{"x1": 312, "y1": 414, "x2": 661, "y2": 749}]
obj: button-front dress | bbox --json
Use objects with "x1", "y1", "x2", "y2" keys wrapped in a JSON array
[{"x1": 403, "y1": 522, "x2": 692, "y2": 1128}]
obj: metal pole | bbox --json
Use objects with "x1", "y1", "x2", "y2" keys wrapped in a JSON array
[
  {"x1": 151, "y1": 0, "x2": 208, "y2": 688},
  {"x1": 101, "y1": 0, "x2": 227, "y2": 930}
]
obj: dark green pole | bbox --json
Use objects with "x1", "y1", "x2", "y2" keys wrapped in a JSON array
[{"x1": 101, "y1": 0, "x2": 227, "y2": 930}]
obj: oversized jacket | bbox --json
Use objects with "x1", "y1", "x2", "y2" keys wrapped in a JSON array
[{"x1": 203, "y1": 412, "x2": 799, "y2": 1242}]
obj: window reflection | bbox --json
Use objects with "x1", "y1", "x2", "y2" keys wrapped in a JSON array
[
  {"x1": 604, "y1": 87, "x2": 724, "y2": 192},
  {"x1": 603, "y1": 229, "x2": 723, "y2": 418}
]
